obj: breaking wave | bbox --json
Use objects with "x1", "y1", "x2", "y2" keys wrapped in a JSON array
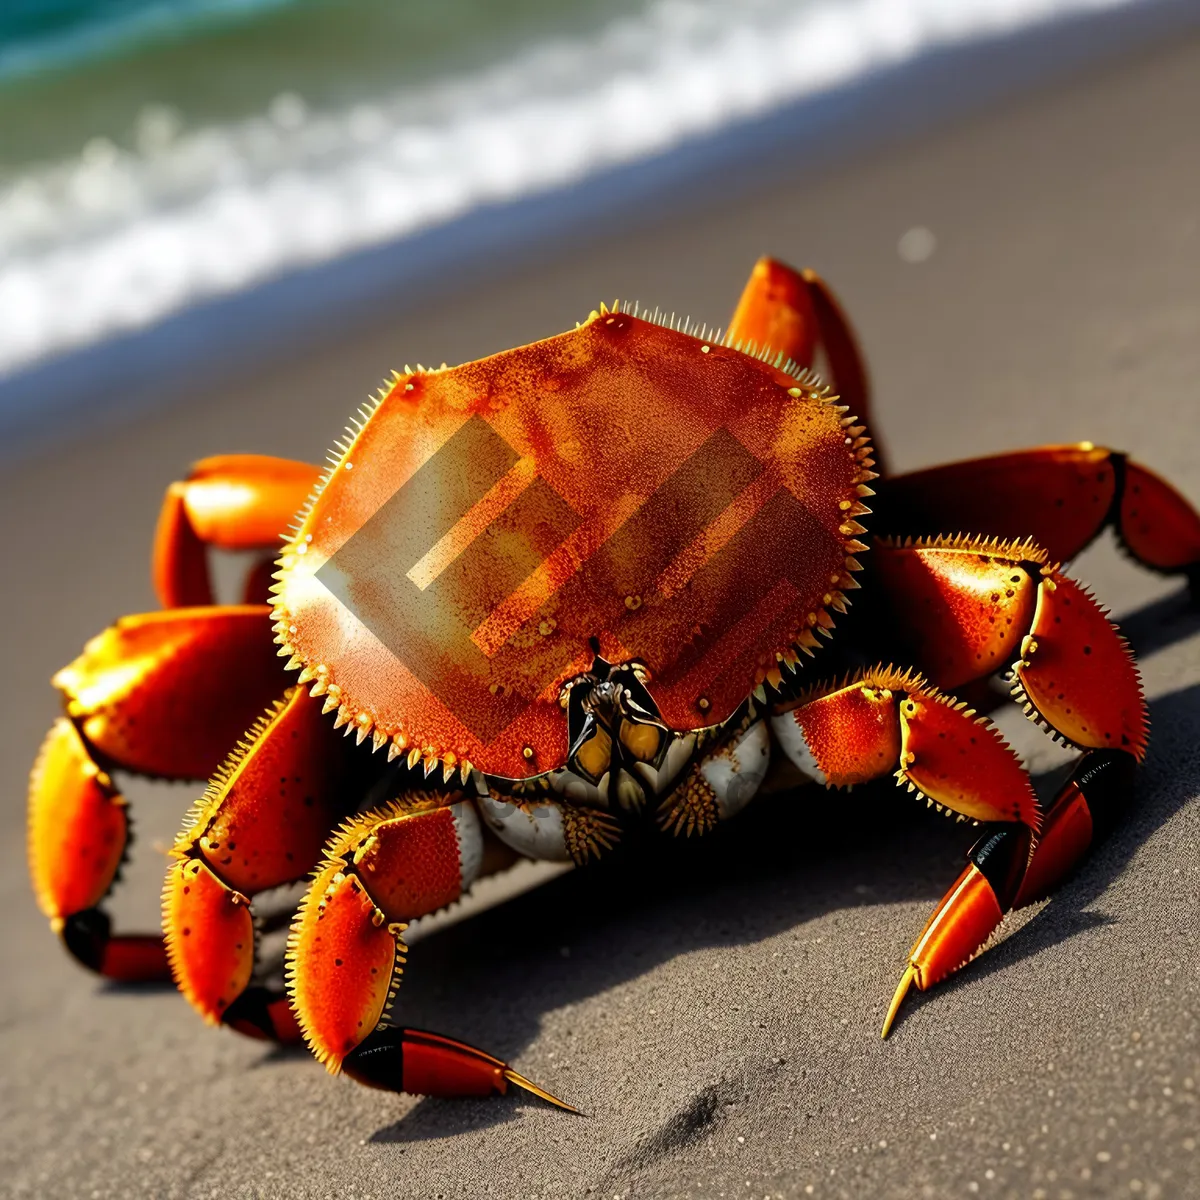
[{"x1": 0, "y1": 0, "x2": 1139, "y2": 378}]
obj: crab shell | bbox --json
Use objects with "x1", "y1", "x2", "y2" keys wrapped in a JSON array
[{"x1": 272, "y1": 308, "x2": 874, "y2": 780}]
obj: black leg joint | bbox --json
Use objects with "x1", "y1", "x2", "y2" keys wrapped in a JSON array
[
  {"x1": 60, "y1": 908, "x2": 111, "y2": 974},
  {"x1": 1071, "y1": 749, "x2": 1137, "y2": 842},
  {"x1": 968, "y1": 824, "x2": 1034, "y2": 911},
  {"x1": 343, "y1": 1027, "x2": 406, "y2": 1093},
  {"x1": 1186, "y1": 564, "x2": 1200, "y2": 609},
  {"x1": 221, "y1": 986, "x2": 285, "y2": 1039}
]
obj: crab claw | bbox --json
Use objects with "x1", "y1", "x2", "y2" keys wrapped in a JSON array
[
  {"x1": 286, "y1": 796, "x2": 580, "y2": 1110},
  {"x1": 880, "y1": 863, "x2": 1007, "y2": 1038},
  {"x1": 880, "y1": 869, "x2": 994, "y2": 1038},
  {"x1": 28, "y1": 719, "x2": 170, "y2": 981},
  {"x1": 881, "y1": 820, "x2": 1035, "y2": 1038},
  {"x1": 881, "y1": 749, "x2": 1138, "y2": 1037},
  {"x1": 344, "y1": 1027, "x2": 580, "y2": 1112}
]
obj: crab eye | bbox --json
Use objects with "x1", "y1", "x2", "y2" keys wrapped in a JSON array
[{"x1": 618, "y1": 720, "x2": 663, "y2": 763}]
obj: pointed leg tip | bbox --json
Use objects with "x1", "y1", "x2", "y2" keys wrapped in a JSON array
[
  {"x1": 881, "y1": 963, "x2": 917, "y2": 1039},
  {"x1": 503, "y1": 1067, "x2": 583, "y2": 1114}
]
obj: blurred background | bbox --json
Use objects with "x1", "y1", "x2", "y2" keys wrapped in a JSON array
[{"x1": 2, "y1": 0, "x2": 1197, "y2": 455}]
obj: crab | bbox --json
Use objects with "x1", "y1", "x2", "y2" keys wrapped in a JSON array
[{"x1": 27, "y1": 257, "x2": 1200, "y2": 1112}]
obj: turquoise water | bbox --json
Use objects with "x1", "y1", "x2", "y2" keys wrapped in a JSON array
[
  {"x1": 1, "y1": 1, "x2": 296, "y2": 83},
  {"x1": 0, "y1": 0, "x2": 627, "y2": 168}
]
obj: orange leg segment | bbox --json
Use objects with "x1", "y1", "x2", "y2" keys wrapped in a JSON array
[
  {"x1": 728, "y1": 258, "x2": 883, "y2": 474},
  {"x1": 162, "y1": 686, "x2": 370, "y2": 1041},
  {"x1": 153, "y1": 455, "x2": 319, "y2": 608},
  {"x1": 873, "y1": 536, "x2": 1148, "y2": 761},
  {"x1": 1119, "y1": 459, "x2": 1200, "y2": 578},
  {"x1": 1013, "y1": 750, "x2": 1133, "y2": 905},
  {"x1": 773, "y1": 666, "x2": 1041, "y2": 829},
  {"x1": 880, "y1": 445, "x2": 1200, "y2": 591},
  {"x1": 52, "y1": 606, "x2": 285, "y2": 780},
  {"x1": 286, "y1": 796, "x2": 576, "y2": 1109}
]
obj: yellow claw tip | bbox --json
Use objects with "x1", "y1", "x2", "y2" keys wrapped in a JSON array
[
  {"x1": 502, "y1": 1068, "x2": 582, "y2": 1114},
  {"x1": 881, "y1": 964, "x2": 917, "y2": 1039}
]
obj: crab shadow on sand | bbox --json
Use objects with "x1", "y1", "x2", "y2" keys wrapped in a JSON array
[{"x1": 359, "y1": 586, "x2": 1200, "y2": 1144}]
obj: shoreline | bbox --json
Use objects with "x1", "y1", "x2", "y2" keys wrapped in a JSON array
[{"x1": 3, "y1": 0, "x2": 1198, "y2": 461}]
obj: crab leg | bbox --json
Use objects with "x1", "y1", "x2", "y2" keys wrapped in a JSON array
[
  {"x1": 862, "y1": 536, "x2": 1148, "y2": 1030},
  {"x1": 29, "y1": 606, "x2": 285, "y2": 979},
  {"x1": 162, "y1": 686, "x2": 370, "y2": 1041},
  {"x1": 728, "y1": 257, "x2": 882, "y2": 473},
  {"x1": 772, "y1": 667, "x2": 1042, "y2": 1001},
  {"x1": 287, "y1": 795, "x2": 576, "y2": 1109},
  {"x1": 881, "y1": 747, "x2": 1137, "y2": 1036},
  {"x1": 880, "y1": 445, "x2": 1200, "y2": 589},
  {"x1": 872, "y1": 535, "x2": 1149, "y2": 759},
  {"x1": 153, "y1": 454, "x2": 319, "y2": 608}
]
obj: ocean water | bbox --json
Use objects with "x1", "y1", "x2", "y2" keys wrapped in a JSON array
[{"x1": 0, "y1": 0, "x2": 1150, "y2": 380}]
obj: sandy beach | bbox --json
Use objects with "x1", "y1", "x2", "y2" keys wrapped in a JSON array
[{"x1": 1, "y1": 27, "x2": 1198, "y2": 1200}]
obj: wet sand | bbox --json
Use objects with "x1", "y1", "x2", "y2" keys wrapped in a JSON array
[{"x1": 1, "y1": 30, "x2": 1199, "y2": 1200}]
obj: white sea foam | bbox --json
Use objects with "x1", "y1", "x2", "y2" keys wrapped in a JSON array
[{"x1": 0, "y1": 0, "x2": 1139, "y2": 378}]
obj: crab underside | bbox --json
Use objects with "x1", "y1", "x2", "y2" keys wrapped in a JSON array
[{"x1": 27, "y1": 258, "x2": 1200, "y2": 1109}]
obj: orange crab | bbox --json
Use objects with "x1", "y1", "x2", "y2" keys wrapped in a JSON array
[{"x1": 27, "y1": 258, "x2": 1200, "y2": 1111}]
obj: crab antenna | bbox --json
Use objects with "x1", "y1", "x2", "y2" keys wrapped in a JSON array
[{"x1": 502, "y1": 1068, "x2": 583, "y2": 1114}]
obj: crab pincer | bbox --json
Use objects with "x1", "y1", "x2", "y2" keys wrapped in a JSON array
[
  {"x1": 28, "y1": 606, "x2": 287, "y2": 981},
  {"x1": 868, "y1": 539, "x2": 1148, "y2": 1036},
  {"x1": 881, "y1": 749, "x2": 1138, "y2": 1036},
  {"x1": 285, "y1": 796, "x2": 577, "y2": 1109},
  {"x1": 343, "y1": 1029, "x2": 579, "y2": 1111}
]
